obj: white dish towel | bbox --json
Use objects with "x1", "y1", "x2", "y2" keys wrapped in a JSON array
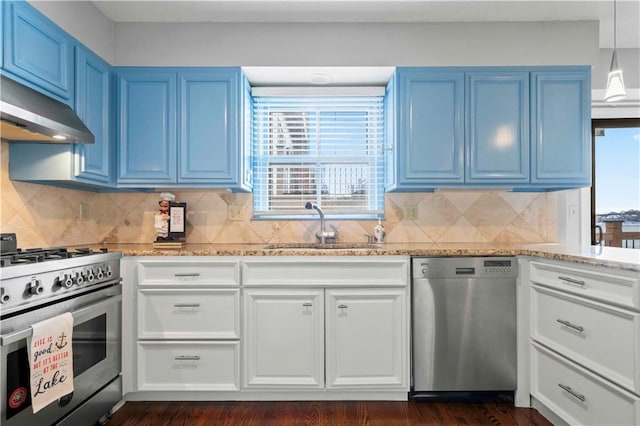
[{"x1": 27, "y1": 312, "x2": 74, "y2": 413}]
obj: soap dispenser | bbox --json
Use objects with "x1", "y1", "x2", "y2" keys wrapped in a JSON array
[{"x1": 373, "y1": 219, "x2": 385, "y2": 243}]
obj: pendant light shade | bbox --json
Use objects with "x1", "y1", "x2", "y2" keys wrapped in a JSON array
[{"x1": 605, "y1": 0, "x2": 626, "y2": 102}]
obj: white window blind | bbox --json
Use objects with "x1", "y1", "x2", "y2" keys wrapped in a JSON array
[{"x1": 252, "y1": 95, "x2": 385, "y2": 218}]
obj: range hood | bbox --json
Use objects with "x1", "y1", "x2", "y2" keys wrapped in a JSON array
[{"x1": 0, "y1": 75, "x2": 94, "y2": 144}]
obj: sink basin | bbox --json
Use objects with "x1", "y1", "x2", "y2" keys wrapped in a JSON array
[{"x1": 263, "y1": 243, "x2": 383, "y2": 250}]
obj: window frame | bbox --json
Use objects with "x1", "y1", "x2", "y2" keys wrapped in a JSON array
[{"x1": 252, "y1": 94, "x2": 386, "y2": 220}]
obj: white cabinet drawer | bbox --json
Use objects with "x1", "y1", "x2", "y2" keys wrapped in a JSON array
[
  {"x1": 531, "y1": 285, "x2": 640, "y2": 394},
  {"x1": 529, "y1": 260, "x2": 639, "y2": 310},
  {"x1": 242, "y1": 256, "x2": 409, "y2": 287},
  {"x1": 531, "y1": 343, "x2": 640, "y2": 426},
  {"x1": 138, "y1": 288, "x2": 240, "y2": 339},
  {"x1": 137, "y1": 341, "x2": 240, "y2": 391},
  {"x1": 138, "y1": 258, "x2": 240, "y2": 287}
]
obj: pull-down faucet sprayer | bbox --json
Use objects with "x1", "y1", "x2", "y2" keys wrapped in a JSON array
[{"x1": 305, "y1": 202, "x2": 338, "y2": 244}]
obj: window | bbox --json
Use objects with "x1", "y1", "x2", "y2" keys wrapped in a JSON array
[
  {"x1": 252, "y1": 93, "x2": 385, "y2": 219},
  {"x1": 591, "y1": 118, "x2": 640, "y2": 248}
]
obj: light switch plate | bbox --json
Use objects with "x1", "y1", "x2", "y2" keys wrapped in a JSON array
[
  {"x1": 228, "y1": 205, "x2": 243, "y2": 221},
  {"x1": 80, "y1": 202, "x2": 90, "y2": 221},
  {"x1": 404, "y1": 205, "x2": 418, "y2": 221}
]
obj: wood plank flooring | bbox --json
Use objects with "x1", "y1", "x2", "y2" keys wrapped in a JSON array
[{"x1": 105, "y1": 401, "x2": 552, "y2": 426}]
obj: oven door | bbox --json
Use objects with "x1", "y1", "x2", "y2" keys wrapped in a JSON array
[{"x1": 1, "y1": 285, "x2": 121, "y2": 426}]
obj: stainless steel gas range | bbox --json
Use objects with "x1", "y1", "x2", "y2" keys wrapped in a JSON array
[{"x1": 0, "y1": 244, "x2": 122, "y2": 426}]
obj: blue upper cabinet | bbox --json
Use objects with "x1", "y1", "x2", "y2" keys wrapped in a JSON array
[
  {"x1": 391, "y1": 68, "x2": 464, "y2": 190},
  {"x1": 531, "y1": 69, "x2": 591, "y2": 188},
  {"x1": 74, "y1": 45, "x2": 113, "y2": 185},
  {"x1": 465, "y1": 71, "x2": 529, "y2": 184},
  {"x1": 8, "y1": 44, "x2": 114, "y2": 190},
  {"x1": 2, "y1": 1, "x2": 74, "y2": 104},
  {"x1": 390, "y1": 67, "x2": 590, "y2": 191},
  {"x1": 117, "y1": 67, "x2": 250, "y2": 190},
  {"x1": 384, "y1": 74, "x2": 397, "y2": 190},
  {"x1": 178, "y1": 68, "x2": 250, "y2": 190},
  {"x1": 117, "y1": 70, "x2": 177, "y2": 185}
]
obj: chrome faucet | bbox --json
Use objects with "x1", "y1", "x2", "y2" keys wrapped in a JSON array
[{"x1": 305, "y1": 202, "x2": 338, "y2": 244}]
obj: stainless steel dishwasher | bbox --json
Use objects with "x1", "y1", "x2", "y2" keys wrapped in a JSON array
[{"x1": 412, "y1": 257, "x2": 517, "y2": 397}]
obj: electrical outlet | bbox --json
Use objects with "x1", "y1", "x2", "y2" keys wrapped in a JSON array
[
  {"x1": 80, "y1": 202, "x2": 90, "y2": 221},
  {"x1": 404, "y1": 205, "x2": 418, "y2": 221},
  {"x1": 568, "y1": 204, "x2": 578, "y2": 220},
  {"x1": 228, "y1": 205, "x2": 243, "y2": 221}
]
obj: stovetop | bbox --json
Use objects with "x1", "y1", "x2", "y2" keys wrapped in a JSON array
[
  {"x1": 0, "y1": 247, "x2": 110, "y2": 267},
  {"x1": 0, "y1": 247, "x2": 122, "y2": 316}
]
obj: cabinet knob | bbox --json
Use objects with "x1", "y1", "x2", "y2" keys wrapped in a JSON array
[
  {"x1": 338, "y1": 304, "x2": 348, "y2": 309},
  {"x1": 174, "y1": 273, "x2": 200, "y2": 277},
  {"x1": 302, "y1": 303, "x2": 313, "y2": 307}
]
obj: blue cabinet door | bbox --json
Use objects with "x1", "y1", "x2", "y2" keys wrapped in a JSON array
[
  {"x1": 178, "y1": 69, "x2": 239, "y2": 184},
  {"x1": 384, "y1": 75, "x2": 397, "y2": 190},
  {"x1": 75, "y1": 46, "x2": 113, "y2": 185},
  {"x1": 240, "y1": 74, "x2": 253, "y2": 190},
  {"x1": 2, "y1": 1, "x2": 73, "y2": 103},
  {"x1": 466, "y1": 71, "x2": 529, "y2": 184},
  {"x1": 117, "y1": 70, "x2": 177, "y2": 184},
  {"x1": 531, "y1": 69, "x2": 591, "y2": 187},
  {"x1": 396, "y1": 69, "x2": 465, "y2": 188}
]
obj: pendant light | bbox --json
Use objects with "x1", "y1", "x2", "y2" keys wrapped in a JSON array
[{"x1": 605, "y1": 0, "x2": 626, "y2": 102}]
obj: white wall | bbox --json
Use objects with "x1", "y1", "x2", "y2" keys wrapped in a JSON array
[
  {"x1": 556, "y1": 188, "x2": 592, "y2": 247},
  {"x1": 111, "y1": 21, "x2": 598, "y2": 67}
]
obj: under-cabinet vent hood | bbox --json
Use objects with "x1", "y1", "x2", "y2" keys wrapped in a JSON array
[{"x1": 0, "y1": 75, "x2": 94, "y2": 144}]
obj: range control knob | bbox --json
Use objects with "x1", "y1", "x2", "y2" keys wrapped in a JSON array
[
  {"x1": 96, "y1": 267, "x2": 105, "y2": 280},
  {"x1": 27, "y1": 278, "x2": 44, "y2": 295},
  {"x1": 74, "y1": 272, "x2": 84, "y2": 286},
  {"x1": 56, "y1": 274, "x2": 74, "y2": 289},
  {"x1": 105, "y1": 266, "x2": 113, "y2": 278},
  {"x1": 86, "y1": 269, "x2": 95, "y2": 282},
  {"x1": 0, "y1": 288, "x2": 10, "y2": 304}
]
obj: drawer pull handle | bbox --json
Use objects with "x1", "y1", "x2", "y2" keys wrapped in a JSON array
[
  {"x1": 558, "y1": 276, "x2": 585, "y2": 287},
  {"x1": 175, "y1": 355, "x2": 200, "y2": 361},
  {"x1": 556, "y1": 319, "x2": 584, "y2": 333},
  {"x1": 174, "y1": 303, "x2": 200, "y2": 308},
  {"x1": 302, "y1": 303, "x2": 313, "y2": 307},
  {"x1": 174, "y1": 273, "x2": 200, "y2": 277},
  {"x1": 558, "y1": 383, "x2": 586, "y2": 402},
  {"x1": 338, "y1": 304, "x2": 348, "y2": 309}
]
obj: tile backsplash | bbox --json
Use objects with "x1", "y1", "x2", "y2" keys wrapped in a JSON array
[{"x1": 1, "y1": 142, "x2": 557, "y2": 247}]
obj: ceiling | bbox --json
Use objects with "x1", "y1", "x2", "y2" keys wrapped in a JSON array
[{"x1": 91, "y1": 0, "x2": 640, "y2": 86}]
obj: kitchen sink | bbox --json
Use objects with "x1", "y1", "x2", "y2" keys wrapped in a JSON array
[{"x1": 263, "y1": 242, "x2": 383, "y2": 250}]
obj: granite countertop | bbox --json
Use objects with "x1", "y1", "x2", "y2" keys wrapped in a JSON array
[{"x1": 91, "y1": 242, "x2": 640, "y2": 273}]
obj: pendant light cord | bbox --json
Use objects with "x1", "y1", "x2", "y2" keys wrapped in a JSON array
[{"x1": 613, "y1": 0, "x2": 617, "y2": 51}]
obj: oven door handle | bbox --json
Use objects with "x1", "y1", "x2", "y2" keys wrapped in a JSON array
[{"x1": 0, "y1": 294, "x2": 122, "y2": 346}]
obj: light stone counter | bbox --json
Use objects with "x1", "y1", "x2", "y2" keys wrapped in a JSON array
[{"x1": 84, "y1": 242, "x2": 640, "y2": 273}]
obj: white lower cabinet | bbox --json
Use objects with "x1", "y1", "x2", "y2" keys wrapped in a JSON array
[
  {"x1": 242, "y1": 256, "x2": 410, "y2": 395},
  {"x1": 326, "y1": 289, "x2": 407, "y2": 389},
  {"x1": 138, "y1": 341, "x2": 240, "y2": 391},
  {"x1": 126, "y1": 256, "x2": 410, "y2": 400},
  {"x1": 531, "y1": 343, "x2": 639, "y2": 426},
  {"x1": 243, "y1": 287, "x2": 408, "y2": 391},
  {"x1": 526, "y1": 259, "x2": 640, "y2": 425},
  {"x1": 134, "y1": 258, "x2": 241, "y2": 392},
  {"x1": 243, "y1": 289, "x2": 325, "y2": 389}
]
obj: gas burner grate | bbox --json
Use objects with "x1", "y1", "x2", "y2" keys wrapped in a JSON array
[{"x1": 0, "y1": 247, "x2": 109, "y2": 267}]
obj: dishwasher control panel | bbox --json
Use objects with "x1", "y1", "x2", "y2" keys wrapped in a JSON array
[{"x1": 413, "y1": 257, "x2": 517, "y2": 279}]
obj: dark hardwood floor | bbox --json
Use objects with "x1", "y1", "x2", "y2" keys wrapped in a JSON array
[{"x1": 105, "y1": 401, "x2": 552, "y2": 426}]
